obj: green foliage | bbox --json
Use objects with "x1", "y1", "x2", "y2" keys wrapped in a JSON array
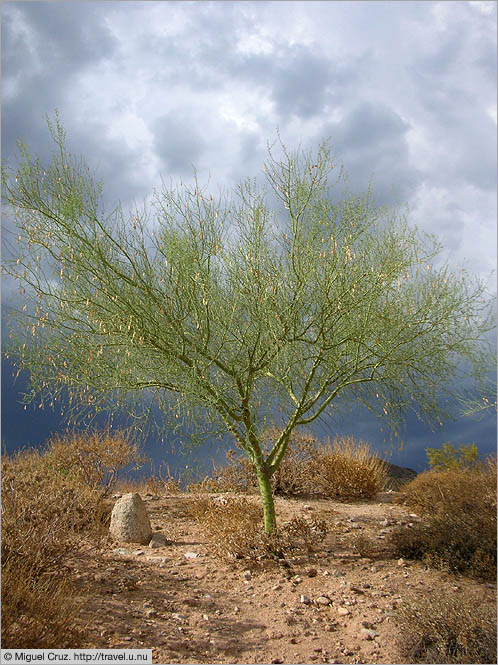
[
  {"x1": 3, "y1": 115, "x2": 495, "y2": 533},
  {"x1": 425, "y1": 442, "x2": 480, "y2": 471}
]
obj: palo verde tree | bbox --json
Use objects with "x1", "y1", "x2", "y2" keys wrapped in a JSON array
[{"x1": 2, "y1": 116, "x2": 494, "y2": 534}]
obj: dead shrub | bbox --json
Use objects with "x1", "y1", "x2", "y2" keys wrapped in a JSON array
[
  {"x1": 117, "y1": 464, "x2": 182, "y2": 495},
  {"x1": 1, "y1": 557, "x2": 82, "y2": 648},
  {"x1": 188, "y1": 451, "x2": 258, "y2": 494},
  {"x1": 309, "y1": 436, "x2": 388, "y2": 500},
  {"x1": 43, "y1": 428, "x2": 146, "y2": 498},
  {"x1": 1, "y1": 450, "x2": 86, "y2": 647},
  {"x1": 188, "y1": 495, "x2": 263, "y2": 560},
  {"x1": 269, "y1": 430, "x2": 320, "y2": 496},
  {"x1": 204, "y1": 430, "x2": 388, "y2": 500},
  {"x1": 1, "y1": 428, "x2": 142, "y2": 648},
  {"x1": 395, "y1": 588, "x2": 497, "y2": 663},
  {"x1": 389, "y1": 458, "x2": 496, "y2": 581},
  {"x1": 278, "y1": 516, "x2": 328, "y2": 555},
  {"x1": 351, "y1": 532, "x2": 384, "y2": 559},
  {"x1": 189, "y1": 495, "x2": 327, "y2": 561}
]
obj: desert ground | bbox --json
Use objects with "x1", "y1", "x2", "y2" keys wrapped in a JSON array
[{"x1": 65, "y1": 490, "x2": 496, "y2": 664}]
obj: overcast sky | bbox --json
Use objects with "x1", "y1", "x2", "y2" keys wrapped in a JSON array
[{"x1": 2, "y1": 1, "x2": 497, "y2": 472}]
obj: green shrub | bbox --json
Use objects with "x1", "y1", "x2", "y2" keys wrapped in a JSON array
[{"x1": 425, "y1": 442, "x2": 480, "y2": 472}]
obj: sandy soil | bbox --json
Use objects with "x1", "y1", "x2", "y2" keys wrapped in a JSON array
[{"x1": 66, "y1": 491, "x2": 496, "y2": 664}]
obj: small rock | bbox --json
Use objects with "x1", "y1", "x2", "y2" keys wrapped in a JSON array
[
  {"x1": 316, "y1": 596, "x2": 331, "y2": 605},
  {"x1": 361, "y1": 621, "x2": 376, "y2": 629},
  {"x1": 360, "y1": 628, "x2": 379, "y2": 640},
  {"x1": 337, "y1": 606, "x2": 350, "y2": 616},
  {"x1": 300, "y1": 595, "x2": 311, "y2": 605},
  {"x1": 303, "y1": 504, "x2": 313, "y2": 511},
  {"x1": 145, "y1": 608, "x2": 157, "y2": 617},
  {"x1": 134, "y1": 550, "x2": 145, "y2": 556},
  {"x1": 307, "y1": 568, "x2": 318, "y2": 577},
  {"x1": 243, "y1": 570, "x2": 252, "y2": 580},
  {"x1": 397, "y1": 558, "x2": 405, "y2": 567},
  {"x1": 202, "y1": 614, "x2": 209, "y2": 621},
  {"x1": 149, "y1": 533, "x2": 168, "y2": 548},
  {"x1": 172, "y1": 613, "x2": 187, "y2": 621},
  {"x1": 271, "y1": 659, "x2": 284, "y2": 664},
  {"x1": 112, "y1": 547, "x2": 130, "y2": 556},
  {"x1": 184, "y1": 551, "x2": 200, "y2": 559}
]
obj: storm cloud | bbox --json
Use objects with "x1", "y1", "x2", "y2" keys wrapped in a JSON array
[{"x1": 2, "y1": 1, "x2": 496, "y2": 469}]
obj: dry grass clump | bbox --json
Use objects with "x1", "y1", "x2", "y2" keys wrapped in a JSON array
[
  {"x1": 1, "y1": 557, "x2": 81, "y2": 648},
  {"x1": 187, "y1": 451, "x2": 257, "y2": 494},
  {"x1": 306, "y1": 436, "x2": 388, "y2": 500},
  {"x1": 189, "y1": 495, "x2": 327, "y2": 562},
  {"x1": 2, "y1": 448, "x2": 87, "y2": 647},
  {"x1": 351, "y1": 532, "x2": 385, "y2": 559},
  {"x1": 116, "y1": 463, "x2": 181, "y2": 495},
  {"x1": 1, "y1": 429, "x2": 143, "y2": 648},
  {"x1": 389, "y1": 457, "x2": 496, "y2": 581},
  {"x1": 196, "y1": 430, "x2": 387, "y2": 500},
  {"x1": 42, "y1": 429, "x2": 146, "y2": 498},
  {"x1": 395, "y1": 588, "x2": 497, "y2": 663}
]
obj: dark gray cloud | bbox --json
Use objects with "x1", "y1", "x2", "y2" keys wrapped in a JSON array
[
  {"x1": 2, "y1": 2, "x2": 117, "y2": 158},
  {"x1": 153, "y1": 112, "x2": 208, "y2": 179},
  {"x1": 270, "y1": 46, "x2": 338, "y2": 119},
  {"x1": 320, "y1": 101, "x2": 422, "y2": 207}
]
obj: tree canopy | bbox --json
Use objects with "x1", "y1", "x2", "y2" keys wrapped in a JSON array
[{"x1": 3, "y1": 116, "x2": 494, "y2": 532}]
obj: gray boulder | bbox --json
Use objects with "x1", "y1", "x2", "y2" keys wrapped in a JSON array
[{"x1": 109, "y1": 493, "x2": 152, "y2": 545}]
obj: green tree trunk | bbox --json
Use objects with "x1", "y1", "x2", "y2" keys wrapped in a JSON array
[{"x1": 255, "y1": 466, "x2": 277, "y2": 534}]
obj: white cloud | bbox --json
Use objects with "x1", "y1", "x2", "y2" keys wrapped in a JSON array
[
  {"x1": 468, "y1": 1, "x2": 496, "y2": 15},
  {"x1": 2, "y1": 0, "x2": 496, "y2": 280}
]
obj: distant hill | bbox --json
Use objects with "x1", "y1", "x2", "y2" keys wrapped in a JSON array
[{"x1": 381, "y1": 460, "x2": 418, "y2": 490}]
